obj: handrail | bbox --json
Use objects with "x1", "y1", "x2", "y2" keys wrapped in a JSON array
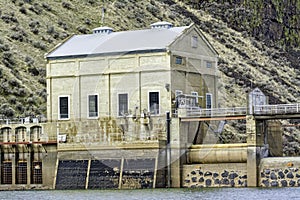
[
  {"x1": 181, "y1": 103, "x2": 299, "y2": 117},
  {"x1": 185, "y1": 107, "x2": 247, "y2": 117},
  {"x1": 254, "y1": 103, "x2": 300, "y2": 115}
]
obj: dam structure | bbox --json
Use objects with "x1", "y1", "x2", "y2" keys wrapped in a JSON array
[
  {"x1": 0, "y1": 103, "x2": 299, "y2": 189},
  {"x1": 0, "y1": 22, "x2": 299, "y2": 189}
]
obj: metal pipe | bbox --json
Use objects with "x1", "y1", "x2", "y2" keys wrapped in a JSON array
[{"x1": 166, "y1": 111, "x2": 171, "y2": 188}]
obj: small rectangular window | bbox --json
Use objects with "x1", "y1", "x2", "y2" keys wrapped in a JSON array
[
  {"x1": 59, "y1": 96, "x2": 69, "y2": 120},
  {"x1": 149, "y1": 92, "x2": 160, "y2": 115},
  {"x1": 206, "y1": 61, "x2": 212, "y2": 68},
  {"x1": 206, "y1": 93, "x2": 212, "y2": 109},
  {"x1": 88, "y1": 94, "x2": 98, "y2": 118},
  {"x1": 118, "y1": 93, "x2": 128, "y2": 116},
  {"x1": 191, "y1": 36, "x2": 198, "y2": 48},
  {"x1": 175, "y1": 56, "x2": 183, "y2": 65}
]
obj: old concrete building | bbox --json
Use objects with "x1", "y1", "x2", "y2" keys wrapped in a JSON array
[
  {"x1": 46, "y1": 21, "x2": 218, "y2": 123},
  {"x1": 44, "y1": 21, "x2": 219, "y2": 189}
]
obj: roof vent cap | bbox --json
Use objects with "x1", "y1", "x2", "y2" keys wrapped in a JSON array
[
  {"x1": 150, "y1": 21, "x2": 173, "y2": 29},
  {"x1": 92, "y1": 26, "x2": 113, "y2": 34}
]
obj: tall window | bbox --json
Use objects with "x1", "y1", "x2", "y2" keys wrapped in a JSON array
[
  {"x1": 88, "y1": 94, "x2": 98, "y2": 118},
  {"x1": 149, "y1": 92, "x2": 159, "y2": 115},
  {"x1": 118, "y1": 93, "x2": 128, "y2": 116},
  {"x1": 191, "y1": 36, "x2": 198, "y2": 48},
  {"x1": 59, "y1": 96, "x2": 69, "y2": 120},
  {"x1": 206, "y1": 93, "x2": 212, "y2": 109}
]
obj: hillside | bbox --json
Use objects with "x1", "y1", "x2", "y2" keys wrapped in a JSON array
[{"x1": 0, "y1": 0, "x2": 299, "y2": 154}]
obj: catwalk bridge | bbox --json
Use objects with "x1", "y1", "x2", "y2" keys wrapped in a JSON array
[{"x1": 180, "y1": 103, "x2": 300, "y2": 121}]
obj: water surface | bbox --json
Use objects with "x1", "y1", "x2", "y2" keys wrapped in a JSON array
[{"x1": 0, "y1": 187, "x2": 299, "y2": 200}]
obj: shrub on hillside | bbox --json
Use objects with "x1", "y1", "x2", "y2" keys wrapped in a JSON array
[
  {"x1": 10, "y1": 26, "x2": 28, "y2": 42},
  {"x1": 29, "y1": 3, "x2": 42, "y2": 15},
  {"x1": 19, "y1": 6, "x2": 27, "y2": 14},
  {"x1": 9, "y1": 96, "x2": 16, "y2": 105},
  {"x1": 77, "y1": 26, "x2": 89, "y2": 34},
  {"x1": 25, "y1": 56, "x2": 34, "y2": 66},
  {"x1": 9, "y1": 79, "x2": 19, "y2": 87},
  {"x1": 146, "y1": 4, "x2": 160, "y2": 17},
  {"x1": 2, "y1": 52, "x2": 15, "y2": 68},
  {"x1": 1, "y1": 12, "x2": 18, "y2": 23},
  {"x1": 0, "y1": 44, "x2": 10, "y2": 52},
  {"x1": 16, "y1": 88, "x2": 27, "y2": 97},
  {"x1": 33, "y1": 41, "x2": 46, "y2": 50},
  {"x1": 29, "y1": 20, "x2": 40, "y2": 28},
  {"x1": 0, "y1": 105, "x2": 15, "y2": 118},
  {"x1": 28, "y1": 66, "x2": 39, "y2": 76},
  {"x1": 62, "y1": 1, "x2": 72, "y2": 10},
  {"x1": 42, "y1": 3, "x2": 52, "y2": 11},
  {"x1": 16, "y1": 102, "x2": 24, "y2": 113}
]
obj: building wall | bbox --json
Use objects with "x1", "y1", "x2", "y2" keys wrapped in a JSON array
[
  {"x1": 46, "y1": 52, "x2": 172, "y2": 122},
  {"x1": 169, "y1": 26, "x2": 218, "y2": 108}
]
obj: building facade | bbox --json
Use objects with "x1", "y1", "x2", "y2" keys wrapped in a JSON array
[
  {"x1": 46, "y1": 22, "x2": 218, "y2": 128},
  {"x1": 44, "y1": 22, "x2": 219, "y2": 189}
]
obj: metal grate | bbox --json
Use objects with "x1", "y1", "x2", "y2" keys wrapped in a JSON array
[
  {"x1": 32, "y1": 162, "x2": 42, "y2": 184},
  {"x1": 121, "y1": 158, "x2": 155, "y2": 189},
  {"x1": 16, "y1": 161, "x2": 27, "y2": 184},
  {"x1": 88, "y1": 159, "x2": 121, "y2": 189},
  {"x1": 56, "y1": 160, "x2": 88, "y2": 189},
  {"x1": 1, "y1": 161, "x2": 12, "y2": 184}
]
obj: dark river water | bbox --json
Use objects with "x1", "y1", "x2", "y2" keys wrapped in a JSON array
[{"x1": 0, "y1": 187, "x2": 299, "y2": 200}]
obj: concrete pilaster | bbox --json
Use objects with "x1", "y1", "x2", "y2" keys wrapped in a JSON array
[
  {"x1": 246, "y1": 115, "x2": 258, "y2": 187},
  {"x1": 27, "y1": 152, "x2": 31, "y2": 185}
]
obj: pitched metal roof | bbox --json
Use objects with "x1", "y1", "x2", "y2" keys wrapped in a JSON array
[{"x1": 46, "y1": 26, "x2": 188, "y2": 59}]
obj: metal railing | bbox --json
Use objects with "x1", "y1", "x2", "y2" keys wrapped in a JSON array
[
  {"x1": 185, "y1": 107, "x2": 248, "y2": 117},
  {"x1": 253, "y1": 103, "x2": 300, "y2": 115},
  {"x1": 181, "y1": 103, "x2": 300, "y2": 117},
  {"x1": 0, "y1": 116, "x2": 47, "y2": 125}
]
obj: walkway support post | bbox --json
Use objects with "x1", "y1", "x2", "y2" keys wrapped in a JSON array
[
  {"x1": 166, "y1": 111, "x2": 171, "y2": 188},
  {"x1": 246, "y1": 115, "x2": 258, "y2": 187}
]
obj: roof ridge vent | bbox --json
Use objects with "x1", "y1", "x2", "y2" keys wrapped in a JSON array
[
  {"x1": 150, "y1": 21, "x2": 173, "y2": 29},
  {"x1": 93, "y1": 26, "x2": 113, "y2": 34}
]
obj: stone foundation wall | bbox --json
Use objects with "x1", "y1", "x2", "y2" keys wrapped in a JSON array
[
  {"x1": 259, "y1": 157, "x2": 300, "y2": 187},
  {"x1": 182, "y1": 163, "x2": 247, "y2": 188}
]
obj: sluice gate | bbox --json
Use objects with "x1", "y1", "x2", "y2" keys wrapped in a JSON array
[
  {"x1": 55, "y1": 158, "x2": 156, "y2": 189},
  {"x1": 0, "y1": 123, "x2": 57, "y2": 189}
]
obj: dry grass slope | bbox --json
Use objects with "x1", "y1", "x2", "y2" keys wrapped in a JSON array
[{"x1": 0, "y1": 0, "x2": 298, "y2": 155}]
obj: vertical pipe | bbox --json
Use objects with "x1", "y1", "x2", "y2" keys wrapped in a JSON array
[
  {"x1": 85, "y1": 159, "x2": 91, "y2": 189},
  {"x1": 166, "y1": 111, "x2": 171, "y2": 188},
  {"x1": 118, "y1": 157, "x2": 124, "y2": 189}
]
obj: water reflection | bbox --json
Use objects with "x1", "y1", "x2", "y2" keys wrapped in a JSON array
[{"x1": 0, "y1": 187, "x2": 299, "y2": 200}]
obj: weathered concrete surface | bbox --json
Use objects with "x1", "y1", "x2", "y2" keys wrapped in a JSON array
[{"x1": 188, "y1": 144, "x2": 247, "y2": 164}]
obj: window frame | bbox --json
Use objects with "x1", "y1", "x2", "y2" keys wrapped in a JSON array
[
  {"x1": 206, "y1": 93, "x2": 213, "y2": 109},
  {"x1": 148, "y1": 91, "x2": 160, "y2": 115},
  {"x1": 58, "y1": 95, "x2": 70, "y2": 120},
  {"x1": 191, "y1": 36, "x2": 198, "y2": 48},
  {"x1": 206, "y1": 61, "x2": 213, "y2": 68},
  {"x1": 87, "y1": 94, "x2": 99, "y2": 119},
  {"x1": 175, "y1": 56, "x2": 183, "y2": 65},
  {"x1": 118, "y1": 93, "x2": 129, "y2": 117}
]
